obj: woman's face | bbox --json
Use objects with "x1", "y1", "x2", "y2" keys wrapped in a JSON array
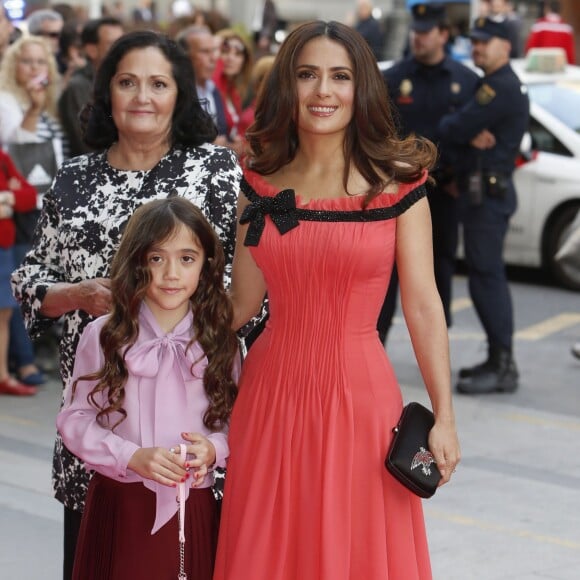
[
  {"x1": 15, "y1": 42, "x2": 50, "y2": 87},
  {"x1": 220, "y1": 37, "x2": 246, "y2": 78},
  {"x1": 294, "y1": 37, "x2": 355, "y2": 138},
  {"x1": 110, "y1": 46, "x2": 178, "y2": 143}
]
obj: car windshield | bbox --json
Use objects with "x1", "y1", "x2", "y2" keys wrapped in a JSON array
[{"x1": 528, "y1": 82, "x2": 580, "y2": 133}]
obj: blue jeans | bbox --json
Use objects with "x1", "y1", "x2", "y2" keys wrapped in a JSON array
[{"x1": 9, "y1": 243, "x2": 36, "y2": 370}]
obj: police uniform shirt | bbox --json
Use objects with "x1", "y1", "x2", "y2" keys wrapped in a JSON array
[
  {"x1": 383, "y1": 55, "x2": 480, "y2": 168},
  {"x1": 439, "y1": 63, "x2": 529, "y2": 175}
]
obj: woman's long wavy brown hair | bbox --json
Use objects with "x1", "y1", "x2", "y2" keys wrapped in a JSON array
[
  {"x1": 246, "y1": 20, "x2": 437, "y2": 205},
  {"x1": 72, "y1": 197, "x2": 238, "y2": 431}
]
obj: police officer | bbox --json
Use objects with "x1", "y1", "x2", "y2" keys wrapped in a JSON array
[
  {"x1": 439, "y1": 17, "x2": 529, "y2": 394},
  {"x1": 378, "y1": 3, "x2": 479, "y2": 342}
]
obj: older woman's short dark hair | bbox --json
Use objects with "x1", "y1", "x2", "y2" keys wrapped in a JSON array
[{"x1": 82, "y1": 30, "x2": 217, "y2": 150}]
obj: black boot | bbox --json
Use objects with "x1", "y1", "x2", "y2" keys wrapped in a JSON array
[
  {"x1": 456, "y1": 348, "x2": 519, "y2": 394},
  {"x1": 458, "y1": 355, "x2": 493, "y2": 379},
  {"x1": 458, "y1": 343, "x2": 502, "y2": 378}
]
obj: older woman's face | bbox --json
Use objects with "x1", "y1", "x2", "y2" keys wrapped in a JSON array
[
  {"x1": 220, "y1": 37, "x2": 246, "y2": 78},
  {"x1": 16, "y1": 43, "x2": 50, "y2": 87},
  {"x1": 110, "y1": 46, "x2": 178, "y2": 143}
]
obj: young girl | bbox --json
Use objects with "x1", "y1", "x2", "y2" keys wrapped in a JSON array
[{"x1": 57, "y1": 197, "x2": 239, "y2": 580}]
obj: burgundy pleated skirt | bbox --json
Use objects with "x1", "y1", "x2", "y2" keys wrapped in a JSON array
[{"x1": 73, "y1": 473, "x2": 218, "y2": 580}]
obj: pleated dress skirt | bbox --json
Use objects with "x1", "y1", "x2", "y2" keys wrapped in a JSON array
[{"x1": 73, "y1": 473, "x2": 218, "y2": 580}]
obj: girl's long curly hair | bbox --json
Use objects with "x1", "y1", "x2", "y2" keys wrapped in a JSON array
[
  {"x1": 73, "y1": 197, "x2": 238, "y2": 431},
  {"x1": 246, "y1": 20, "x2": 437, "y2": 206}
]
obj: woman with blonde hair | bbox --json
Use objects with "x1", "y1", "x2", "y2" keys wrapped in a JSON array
[
  {"x1": 0, "y1": 35, "x2": 67, "y2": 156},
  {"x1": 0, "y1": 35, "x2": 68, "y2": 389},
  {"x1": 213, "y1": 29, "x2": 253, "y2": 141}
]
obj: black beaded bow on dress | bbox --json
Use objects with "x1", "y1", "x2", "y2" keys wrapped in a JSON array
[
  {"x1": 239, "y1": 176, "x2": 427, "y2": 246},
  {"x1": 240, "y1": 188, "x2": 300, "y2": 246}
]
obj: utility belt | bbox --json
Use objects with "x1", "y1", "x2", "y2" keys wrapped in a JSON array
[{"x1": 462, "y1": 171, "x2": 510, "y2": 206}]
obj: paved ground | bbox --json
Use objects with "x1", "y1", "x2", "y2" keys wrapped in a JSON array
[
  {"x1": 1, "y1": 274, "x2": 579, "y2": 579},
  {"x1": 3, "y1": 374, "x2": 579, "y2": 580}
]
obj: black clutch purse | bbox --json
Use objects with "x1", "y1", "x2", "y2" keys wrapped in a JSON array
[{"x1": 385, "y1": 402, "x2": 441, "y2": 498}]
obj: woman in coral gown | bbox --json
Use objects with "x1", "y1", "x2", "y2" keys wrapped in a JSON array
[{"x1": 214, "y1": 21, "x2": 460, "y2": 580}]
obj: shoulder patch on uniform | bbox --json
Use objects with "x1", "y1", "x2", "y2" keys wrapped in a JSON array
[{"x1": 476, "y1": 83, "x2": 496, "y2": 105}]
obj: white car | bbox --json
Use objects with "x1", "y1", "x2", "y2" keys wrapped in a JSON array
[
  {"x1": 508, "y1": 58, "x2": 580, "y2": 291},
  {"x1": 380, "y1": 55, "x2": 580, "y2": 291}
]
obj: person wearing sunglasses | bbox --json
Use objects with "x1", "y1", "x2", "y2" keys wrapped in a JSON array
[
  {"x1": 26, "y1": 9, "x2": 63, "y2": 57},
  {"x1": 213, "y1": 30, "x2": 253, "y2": 147}
]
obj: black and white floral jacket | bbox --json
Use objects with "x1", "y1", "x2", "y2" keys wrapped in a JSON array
[{"x1": 11, "y1": 143, "x2": 241, "y2": 510}]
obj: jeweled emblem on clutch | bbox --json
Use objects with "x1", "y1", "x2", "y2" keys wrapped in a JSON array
[{"x1": 411, "y1": 447, "x2": 435, "y2": 476}]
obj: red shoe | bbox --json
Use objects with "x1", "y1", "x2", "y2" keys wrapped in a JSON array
[{"x1": 0, "y1": 377, "x2": 38, "y2": 396}]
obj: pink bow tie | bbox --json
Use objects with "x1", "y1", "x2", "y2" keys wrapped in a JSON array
[
  {"x1": 123, "y1": 330, "x2": 206, "y2": 534},
  {"x1": 124, "y1": 334, "x2": 204, "y2": 381}
]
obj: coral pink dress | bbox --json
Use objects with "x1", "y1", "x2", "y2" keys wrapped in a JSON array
[{"x1": 214, "y1": 168, "x2": 432, "y2": 580}]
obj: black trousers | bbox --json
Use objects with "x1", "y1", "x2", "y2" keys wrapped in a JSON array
[
  {"x1": 461, "y1": 187, "x2": 514, "y2": 350},
  {"x1": 64, "y1": 505, "x2": 83, "y2": 580},
  {"x1": 429, "y1": 187, "x2": 459, "y2": 327}
]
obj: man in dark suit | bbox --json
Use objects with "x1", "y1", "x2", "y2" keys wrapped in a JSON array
[
  {"x1": 252, "y1": 0, "x2": 279, "y2": 57},
  {"x1": 177, "y1": 25, "x2": 243, "y2": 154},
  {"x1": 355, "y1": 0, "x2": 384, "y2": 61},
  {"x1": 58, "y1": 17, "x2": 124, "y2": 157}
]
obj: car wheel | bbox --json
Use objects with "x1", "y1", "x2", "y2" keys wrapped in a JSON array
[{"x1": 544, "y1": 203, "x2": 580, "y2": 291}]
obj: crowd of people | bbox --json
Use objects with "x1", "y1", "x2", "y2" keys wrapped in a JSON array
[
  {"x1": 0, "y1": 2, "x2": 280, "y2": 399},
  {"x1": 1, "y1": 0, "x2": 578, "y2": 579}
]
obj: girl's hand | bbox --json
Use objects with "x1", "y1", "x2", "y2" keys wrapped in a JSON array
[
  {"x1": 181, "y1": 432, "x2": 217, "y2": 488},
  {"x1": 428, "y1": 419, "x2": 461, "y2": 486},
  {"x1": 128, "y1": 447, "x2": 188, "y2": 487}
]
